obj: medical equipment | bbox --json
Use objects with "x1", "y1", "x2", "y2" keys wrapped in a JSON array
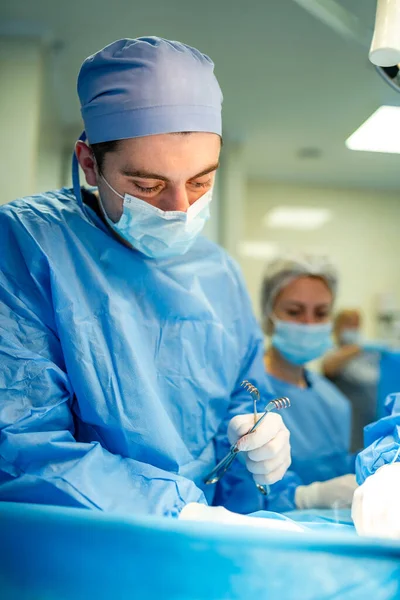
[
  {"x1": 370, "y1": 0, "x2": 400, "y2": 67},
  {"x1": 292, "y1": 1, "x2": 400, "y2": 93},
  {"x1": 370, "y1": 0, "x2": 400, "y2": 91},
  {"x1": 241, "y1": 380, "x2": 260, "y2": 423},
  {"x1": 241, "y1": 380, "x2": 269, "y2": 495},
  {"x1": 376, "y1": 64, "x2": 400, "y2": 92},
  {"x1": 204, "y1": 384, "x2": 290, "y2": 485}
]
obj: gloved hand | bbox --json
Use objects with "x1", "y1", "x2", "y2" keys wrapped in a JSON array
[
  {"x1": 179, "y1": 503, "x2": 304, "y2": 532},
  {"x1": 227, "y1": 413, "x2": 291, "y2": 485},
  {"x1": 295, "y1": 474, "x2": 358, "y2": 509},
  {"x1": 352, "y1": 463, "x2": 400, "y2": 539}
]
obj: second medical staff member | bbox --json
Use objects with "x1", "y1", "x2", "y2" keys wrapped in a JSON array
[
  {"x1": 323, "y1": 309, "x2": 380, "y2": 452},
  {"x1": 0, "y1": 38, "x2": 291, "y2": 519},
  {"x1": 260, "y1": 256, "x2": 357, "y2": 512}
]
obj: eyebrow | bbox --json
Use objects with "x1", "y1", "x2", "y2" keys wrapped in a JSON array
[
  {"x1": 120, "y1": 163, "x2": 220, "y2": 181},
  {"x1": 284, "y1": 301, "x2": 331, "y2": 307}
]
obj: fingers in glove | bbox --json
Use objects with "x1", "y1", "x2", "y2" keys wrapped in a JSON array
[
  {"x1": 245, "y1": 446, "x2": 291, "y2": 476},
  {"x1": 246, "y1": 427, "x2": 290, "y2": 462},
  {"x1": 252, "y1": 456, "x2": 292, "y2": 485},
  {"x1": 235, "y1": 413, "x2": 286, "y2": 452}
]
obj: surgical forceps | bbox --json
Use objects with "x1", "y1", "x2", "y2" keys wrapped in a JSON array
[{"x1": 204, "y1": 381, "x2": 290, "y2": 489}]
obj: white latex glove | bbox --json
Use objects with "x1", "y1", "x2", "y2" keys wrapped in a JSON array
[
  {"x1": 295, "y1": 474, "x2": 358, "y2": 509},
  {"x1": 179, "y1": 503, "x2": 304, "y2": 532},
  {"x1": 352, "y1": 463, "x2": 400, "y2": 539},
  {"x1": 227, "y1": 412, "x2": 291, "y2": 485}
]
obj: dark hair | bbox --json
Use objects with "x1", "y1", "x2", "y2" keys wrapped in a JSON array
[
  {"x1": 90, "y1": 140, "x2": 121, "y2": 174},
  {"x1": 91, "y1": 132, "x2": 221, "y2": 174}
]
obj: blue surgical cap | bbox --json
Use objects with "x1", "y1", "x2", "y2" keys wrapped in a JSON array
[{"x1": 77, "y1": 37, "x2": 223, "y2": 143}]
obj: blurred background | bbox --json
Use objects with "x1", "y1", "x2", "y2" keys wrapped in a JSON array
[{"x1": 1, "y1": 0, "x2": 400, "y2": 339}]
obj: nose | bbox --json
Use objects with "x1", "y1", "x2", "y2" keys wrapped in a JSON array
[
  {"x1": 302, "y1": 311, "x2": 317, "y2": 325},
  {"x1": 162, "y1": 186, "x2": 190, "y2": 212}
]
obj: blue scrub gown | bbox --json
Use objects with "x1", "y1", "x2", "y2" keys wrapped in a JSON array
[
  {"x1": 0, "y1": 188, "x2": 268, "y2": 517},
  {"x1": 266, "y1": 371, "x2": 355, "y2": 511}
]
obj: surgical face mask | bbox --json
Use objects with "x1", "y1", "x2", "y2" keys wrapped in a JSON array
[
  {"x1": 340, "y1": 328, "x2": 361, "y2": 345},
  {"x1": 271, "y1": 318, "x2": 333, "y2": 366},
  {"x1": 98, "y1": 176, "x2": 212, "y2": 259}
]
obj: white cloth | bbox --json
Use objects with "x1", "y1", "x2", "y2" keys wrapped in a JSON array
[
  {"x1": 179, "y1": 503, "x2": 305, "y2": 532},
  {"x1": 227, "y1": 412, "x2": 291, "y2": 485},
  {"x1": 295, "y1": 474, "x2": 358, "y2": 509},
  {"x1": 352, "y1": 463, "x2": 400, "y2": 539}
]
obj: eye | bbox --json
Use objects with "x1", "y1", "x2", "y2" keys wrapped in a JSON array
[
  {"x1": 134, "y1": 183, "x2": 163, "y2": 194},
  {"x1": 189, "y1": 179, "x2": 212, "y2": 189},
  {"x1": 286, "y1": 309, "x2": 301, "y2": 317},
  {"x1": 316, "y1": 311, "x2": 330, "y2": 320}
]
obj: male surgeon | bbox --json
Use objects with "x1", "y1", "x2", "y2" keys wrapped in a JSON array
[{"x1": 0, "y1": 37, "x2": 290, "y2": 520}]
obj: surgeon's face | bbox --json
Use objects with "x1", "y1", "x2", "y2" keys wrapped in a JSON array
[
  {"x1": 77, "y1": 132, "x2": 221, "y2": 222},
  {"x1": 273, "y1": 276, "x2": 333, "y2": 325},
  {"x1": 338, "y1": 312, "x2": 361, "y2": 333}
]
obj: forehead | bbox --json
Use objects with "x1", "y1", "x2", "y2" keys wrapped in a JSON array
[
  {"x1": 276, "y1": 275, "x2": 333, "y2": 304},
  {"x1": 113, "y1": 133, "x2": 221, "y2": 175},
  {"x1": 339, "y1": 312, "x2": 361, "y2": 327}
]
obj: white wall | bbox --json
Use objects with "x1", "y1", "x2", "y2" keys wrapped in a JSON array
[
  {"x1": 35, "y1": 130, "x2": 64, "y2": 195},
  {"x1": 0, "y1": 38, "x2": 64, "y2": 204},
  {"x1": 0, "y1": 38, "x2": 42, "y2": 204},
  {"x1": 239, "y1": 181, "x2": 400, "y2": 338}
]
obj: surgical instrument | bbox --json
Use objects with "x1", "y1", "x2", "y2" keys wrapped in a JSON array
[{"x1": 204, "y1": 384, "x2": 290, "y2": 485}]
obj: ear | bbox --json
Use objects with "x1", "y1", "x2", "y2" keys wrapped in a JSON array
[
  {"x1": 75, "y1": 141, "x2": 98, "y2": 187},
  {"x1": 262, "y1": 316, "x2": 274, "y2": 336},
  {"x1": 266, "y1": 317, "x2": 274, "y2": 336}
]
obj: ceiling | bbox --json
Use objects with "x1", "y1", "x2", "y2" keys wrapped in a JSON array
[{"x1": 1, "y1": 0, "x2": 400, "y2": 190}]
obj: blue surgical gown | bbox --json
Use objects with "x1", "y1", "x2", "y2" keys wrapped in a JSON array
[
  {"x1": 218, "y1": 370, "x2": 355, "y2": 513},
  {"x1": 356, "y1": 392, "x2": 400, "y2": 484},
  {"x1": 0, "y1": 188, "x2": 268, "y2": 517}
]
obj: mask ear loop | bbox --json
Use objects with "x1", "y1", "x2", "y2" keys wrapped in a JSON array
[
  {"x1": 100, "y1": 173, "x2": 125, "y2": 201},
  {"x1": 92, "y1": 164, "x2": 134, "y2": 249}
]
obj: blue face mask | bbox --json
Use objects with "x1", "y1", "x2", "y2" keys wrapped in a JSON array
[
  {"x1": 340, "y1": 328, "x2": 361, "y2": 345},
  {"x1": 99, "y1": 176, "x2": 212, "y2": 259},
  {"x1": 272, "y1": 318, "x2": 333, "y2": 366}
]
